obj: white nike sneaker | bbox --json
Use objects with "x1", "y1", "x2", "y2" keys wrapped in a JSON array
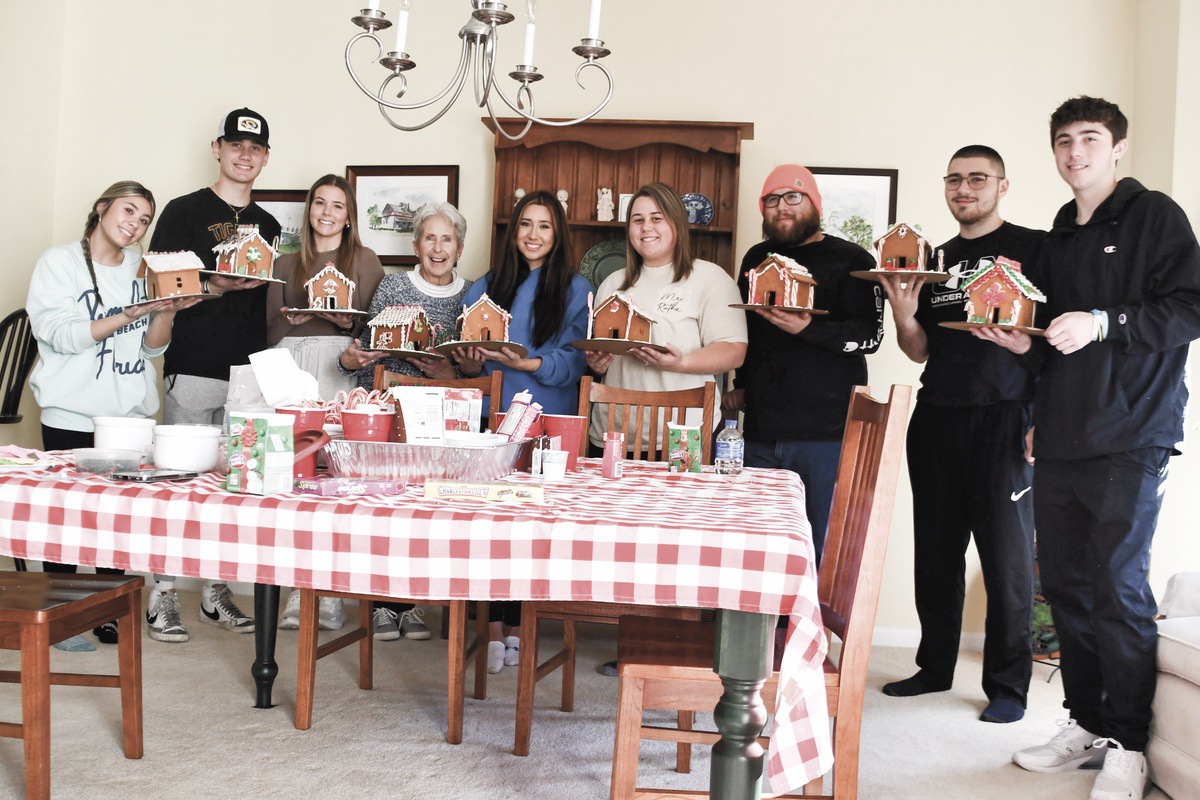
[
  {"x1": 1089, "y1": 740, "x2": 1147, "y2": 800},
  {"x1": 1013, "y1": 719, "x2": 1106, "y2": 772}
]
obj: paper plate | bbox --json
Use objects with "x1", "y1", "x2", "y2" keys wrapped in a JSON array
[
  {"x1": 370, "y1": 347, "x2": 448, "y2": 360},
  {"x1": 199, "y1": 269, "x2": 284, "y2": 285},
  {"x1": 284, "y1": 308, "x2": 370, "y2": 318},
  {"x1": 729, "y1": 303, "x2": 828, "y2": 315},
  {"x1": 850, "y1": 269, "x2": 950, "y2": 284},
  {"x1": 125, "y1": 293, "x2": 218, "y2": 311},
  {"x1": 938, "y1": 321, "x2": 1046, "y2": 337},
  {"x1": 571, "y1": 338, "x2": 670, "y2": 356},
  {"x1": 578, "y1": 239, "x2": 627, "y2": 289},
  {"x1": 431, "y1": 340, "x2": 529, "y2": 358},
  {"x1": 681, "y1": 193, "x2": 714, "y2": 225}
]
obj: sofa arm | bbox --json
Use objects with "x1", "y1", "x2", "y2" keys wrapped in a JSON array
[{"x1": 1160, "y1": 572, "x2": 1200, "y2": 618}]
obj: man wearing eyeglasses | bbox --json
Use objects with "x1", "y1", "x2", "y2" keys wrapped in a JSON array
[
  {"x1": 879, "y1": 145, "x2": 1044, "y2": 725},
  {"x1": 724, "y1": 164, "x2": 883, "y2": 561}
]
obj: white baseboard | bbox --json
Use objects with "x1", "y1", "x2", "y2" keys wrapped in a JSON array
[{"x1": 873, "y1": 627, "x2": 985, "y2": 652}]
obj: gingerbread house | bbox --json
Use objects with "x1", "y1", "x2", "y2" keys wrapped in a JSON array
[
  {"x1": 141, "y1": 251, "x2": 205, "y2": 299},
  {"x1": 961, "y1": 256, "x2": 1046, "y2": 328},
  {"x1": 458, "y1": 294, "x2": 512, "y2": 343},
  {"x1": 745, "y1": 253, "x2": 817, "y2": 308},
  {"x1": 589, "y1": 293, "x2": 654, "y2": 342},
  {"x1": 367, "y1": 305, "x2": 436, "y2": 351},
  {"x1": 212, "y1": 224, "x2": 279, "y2": 279},
  {"x1": 305, "y1": 263, "x2": 356, "y2": 310},
  {"x1": 872, "y1": 222, "x2": 932, "y2": 271}
]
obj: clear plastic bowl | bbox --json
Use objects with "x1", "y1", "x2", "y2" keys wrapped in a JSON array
[{"x1": 74, "y1": 448, "x2": 143, "y2": 475}]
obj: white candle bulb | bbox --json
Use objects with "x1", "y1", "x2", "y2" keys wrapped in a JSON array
[
  {"x1": 587, "y1": 0, "x2": 602, "y2": 40},
  {"x1": 367, "y1": 0, "x2": 380, "y2": 11},
  {"x1": 522, "y1": 23, "x2": 536, "y2": 65},
  {"x1": 394, "y1": 0, "x2": 410, "y2": 53}
]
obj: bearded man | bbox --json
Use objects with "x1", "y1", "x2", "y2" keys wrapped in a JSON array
[
  {"x1": 878, "y1": 145, "x2": 1045, "y2": 723},
  {"x1": 723, "y1": 164, "x2": 883, "y2": 559}
]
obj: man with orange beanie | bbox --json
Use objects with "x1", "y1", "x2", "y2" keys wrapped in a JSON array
[{"x1": 724, "y1": 164, "x2": 883, "y2": 559}]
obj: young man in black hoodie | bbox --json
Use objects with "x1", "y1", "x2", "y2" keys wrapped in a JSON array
[{"x1": 980, "y1": 97, "x2": 1200, "y2": 800}]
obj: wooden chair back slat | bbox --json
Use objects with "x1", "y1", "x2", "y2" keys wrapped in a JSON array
[{"x1": 577, "y1": 376, "x2": 716, "y2": 464}]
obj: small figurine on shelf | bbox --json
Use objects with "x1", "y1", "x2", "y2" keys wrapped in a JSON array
[
  {"x1": 556, "y1": 189, "x2": 569, "y2": 215},
  {"x1": 597, "y1": 188, "x2": 614, "y2": 222},
  {"x1": 514, "y1": 188, "x2": 526, "y2": 207}
]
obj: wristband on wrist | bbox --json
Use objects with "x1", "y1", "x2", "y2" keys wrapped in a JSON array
[{"x1": 1090, "y1": 309, "x2": 1108, "y2": 342}]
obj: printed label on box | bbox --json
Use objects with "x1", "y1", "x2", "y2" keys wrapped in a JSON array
[{"x1": 227, "y1": 413, "x2": 294, "y2": 494}]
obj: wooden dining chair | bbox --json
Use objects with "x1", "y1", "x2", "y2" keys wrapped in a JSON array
[
  {"x1": 294, "y1": 591, "x2": 489, "y2": 745},
  {"x1": 512, "y1": 378, "x2": 717, "y2": 756},
  {"x1": 0, "y1": 572, "x2": 144, "y2": 800},
  {"x1": 373, "y1": 365, "x2": 505, "y2": 433},
  {"x1": 608, "y1": 384, "x2": 911, "y2": 800}
]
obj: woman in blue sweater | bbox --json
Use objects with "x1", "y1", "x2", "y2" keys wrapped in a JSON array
[{"x1": 452, "y1": 190, "x2": 591, "y2": 672}]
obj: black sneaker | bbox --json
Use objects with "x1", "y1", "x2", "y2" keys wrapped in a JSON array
[{"x1": 93, "y1": 621, "x2": 119, "y2": 644}]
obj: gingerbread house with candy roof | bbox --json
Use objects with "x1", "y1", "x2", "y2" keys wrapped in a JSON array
[
  {"x1": 589, "y1": 292, "x2": 654, "y2": 342},
  {"x1": 745, "y1": 252, "x2": 817, "y2": 308},
  {"x1": 458, "y1": 294, "x2": 512, "y2": 343},
  {"x1": 961, "y1": 256, "x2": 1046, "y2": 328},
  {"x1": 305, "y1": 263, "x2": 356, "y2": 311},
  {"x1": 872, "y1": 222, "x2": 932, "y2": 272},
  {"x1": 212, "y1": 224, "x2": 279, "y2": 279},
  {"x1": 367, "y1": 305, "x2": 436, "y2": 351},
  {"x1": 141, "y1": 251, "x2": 205, "y2": 299}
]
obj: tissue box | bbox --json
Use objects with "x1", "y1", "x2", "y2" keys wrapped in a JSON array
[{"x1": 227, "y1": 412, "x2": 294, "y2": 495}]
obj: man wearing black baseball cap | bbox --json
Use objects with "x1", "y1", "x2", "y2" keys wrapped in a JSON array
[{"x1": 143, "y1": 106, "x2": 281, "y2": 643}]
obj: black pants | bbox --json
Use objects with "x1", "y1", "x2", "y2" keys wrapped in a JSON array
[
  {"x1": 907, "y1": 401, "x2": 1034, "y2": 703},
  {"x1": 1035, "y1": 449, "x2": 1168, "y2": 751},
  {"x1": 40, "y1": 425, "x2": 123, "y2": 577}
]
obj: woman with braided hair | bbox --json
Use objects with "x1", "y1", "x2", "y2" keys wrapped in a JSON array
[{"x1": 26, "y1": 180, "x2": 200, "y2": 648}]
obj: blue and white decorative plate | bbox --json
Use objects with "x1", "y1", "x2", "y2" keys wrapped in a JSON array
[{"x1": 681, "y1": 193, "x2": 714, "y2": 225}]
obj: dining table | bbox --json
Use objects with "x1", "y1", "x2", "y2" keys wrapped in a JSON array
[{"x1": 0, "y1": 454, "x2": 832, "y2": 798}]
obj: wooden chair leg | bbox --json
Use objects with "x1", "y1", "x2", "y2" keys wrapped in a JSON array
[
  {"x1": 609, "y1": 674, "x2": 644, "y2": 800},
  {"x1": 445, "y1": 601, "x2": 466, "y2": 745},
  {"x1": 359, "y1": 599, "x2": 374, "y2": 690},
  {"x1": 117, "y1": 589, "x2": 143, "y2": 759},
  {"x1": 22, "y1": 621, "x2": 51, "y2": 800},
  {"x1": 675, "y1": 710, "x2": 693, "y2": 774},
  {"x1": 513, "y1": 602, "x2": 539, "y2": 756},
  {"x1": 473, "y1": 601, "x2": 489, "y2": 700},
  {"x1": 562, "y1": 617, "x2": 577, "y2": 712},
  {"x1": 294, "y1": 589, "x2": 319, "y2": 730},
  {"x1": 830, "y1": 710, "x2": 860, "y2": 800}
]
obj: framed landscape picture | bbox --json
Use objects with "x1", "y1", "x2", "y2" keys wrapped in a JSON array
[
  {"x1": 250, "y1": 189, "x2": 307, "y2": 256},
  {"x1": 809, "y1": 167, "x2": 898, "y2": 250},
  {"x1": 346, "y1": 165, "x2": 460, "y2": 267}
]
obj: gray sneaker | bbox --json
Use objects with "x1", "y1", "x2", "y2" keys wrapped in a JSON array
[
  {"x1": 318, "y1": 597, "x2": 347, "y2": 631},
  {"x1": 1013, "y1": 719, "x2": 1106, "y2": 773},
  {"x1": 199, "y1": 583, "x2": 255, "y2": 633},
  {"x1": 373, "y1": 607, "x2": 401, "y2": 641},
  {"x1": 146, "y1": 588, "x2": 189, "y2": 643},
  {"x1": 399, "y1": 607, "x2": 431, "y2": 640},
  {"x1": 279, "y1": 589, "x2": 301, "y2": 630}
]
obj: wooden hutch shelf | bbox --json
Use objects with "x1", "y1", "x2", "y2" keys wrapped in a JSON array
[{"x1": 484, "y1": 118, "x2": 754, "y2": 283}]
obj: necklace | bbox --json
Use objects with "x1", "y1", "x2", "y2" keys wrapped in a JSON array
[{"x1": 212, "y1": 187, "x2": 248, "y2": 226}]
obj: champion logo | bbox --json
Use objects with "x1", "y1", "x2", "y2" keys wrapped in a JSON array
[
  {"x1": 1010, "y1": 486, "x2": 1032, "y2": 501},
  {"x1": 1104, "y1": 245, "x2": 1117, "y2": 254}
]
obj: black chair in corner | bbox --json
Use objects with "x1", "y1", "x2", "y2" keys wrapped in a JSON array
[{"x1": 2, "y1": 307, "x2": 40, "y2": 572}]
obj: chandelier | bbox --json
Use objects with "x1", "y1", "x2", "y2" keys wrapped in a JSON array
[{"x1": 346, "y1": 0, "x2": 613, "y2": 140}]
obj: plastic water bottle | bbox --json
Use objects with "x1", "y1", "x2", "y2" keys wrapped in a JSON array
[{"x1": 715, "y1": 419, "x2": 744, "y2": 476}]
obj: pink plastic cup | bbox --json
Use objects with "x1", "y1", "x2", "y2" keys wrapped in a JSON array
[
  {"x1": 541, "y1": 414, "x2": 587, "y2": 470},
  {"x1": 341, "y1": 407, "x2": 392, "y2": 442}
]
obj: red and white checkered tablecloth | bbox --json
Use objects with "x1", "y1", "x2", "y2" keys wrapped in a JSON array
[{"x1": 0, "y1": 458, "x2": 831, "y2": 792}]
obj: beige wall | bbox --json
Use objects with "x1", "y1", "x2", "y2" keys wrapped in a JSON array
[{"x1": 5, "y1": 0, "x2": 1199, "y2": 639}]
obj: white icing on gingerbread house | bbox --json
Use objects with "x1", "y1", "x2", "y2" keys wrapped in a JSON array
[
  {"x1": 961, "y1": 256, "x2": 1046, "y2": 328},
  {"x1": 304, "y1": 263, "x2": 356, "y2": 311},
  {"x1": 872, "y1": 223, "x2": 933, "y2": 271},
  {"x1": 212, "y1": 224, "x2": 279, "y2": 279},
  {"x1": 367, "y1": 305, "x2": 436, "y2": 351},
  {"x1": 458, "y1": 294, "x2": 512, "y2": 342},
  {"x1": 142, "y1": 251, "x2": 205, "y2": 299},
  {"x1": 745, "y1": 253, "x2": 817, "y2": 308}
]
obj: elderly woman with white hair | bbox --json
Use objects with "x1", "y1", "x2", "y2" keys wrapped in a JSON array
[{"x1": 339, "y1": 201, "x2": 473, "y2": 386}]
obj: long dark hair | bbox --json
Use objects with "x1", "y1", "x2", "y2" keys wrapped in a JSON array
[
  {"x1": 620, "y1": 182, "x2": 694, "y2": 290},
  {"x1": 490, "y1": 191, "x2": 575, "y2": 348},
  {"x1": 289, "y1": 174, "x2": 363, "y2": 297},
  {"x1": 82, "y1": 181, "x2": 156, "y2": 305}
]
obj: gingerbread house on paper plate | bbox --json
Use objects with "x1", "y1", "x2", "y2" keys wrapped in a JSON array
[
  {"x1": 961, "y1": 256, "x2": 1046, "y2": 328},
  {"x1": 458, "y1": 294, "x2": 512, "y2": 342},
  {"x1": 589, "y1": 292, "x2": 654, "y2": 342},
  {"x1": 367, "y1": 305, "x2": 436, "y2": 351},
  {"x1": 141, "y1": 251, "x2": 205, "y2": 299},
  {"x1": 212, "y1": 224, "x2": 279, "y2": 279},
  {"x1": 746, "y1": 253, "x2": 817, "y2": 308},
  {"x1": 305, "y1": 263, "x2": 356, "y2": 310},
  {"x1": 872, "y1": 222, "x2": 932, "y2": 271}
]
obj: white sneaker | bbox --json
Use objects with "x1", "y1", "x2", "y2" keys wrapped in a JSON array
[
  {"x1": 1089, "y1": 741, "x2": 1147, "y2": 800},
  {"x1": 1013, "y1": 719, "x2": 1107, "y2": 773},
  {"x1": 487, "y1": 640, "x2": 506, "y2": 674},
  {"x1": 199, "y1": 583, "x2": 254, "y2": 633},
  {"x1": 146, "y1": 588, "x2": 189, "y2": 643},
  {"x1": 279, "y1": 590, "x2": 302, "y2": 630},
  {"x1": 503, "y1": 635, "x2": 520, "y2": 667},
  {"x1": 318, "y1": 597, "x2": 347, "y2": 631}
]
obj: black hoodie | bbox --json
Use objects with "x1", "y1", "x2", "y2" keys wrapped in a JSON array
[{"x1": 1029, "y1": 178, "x2": 1200, "y2": 460}]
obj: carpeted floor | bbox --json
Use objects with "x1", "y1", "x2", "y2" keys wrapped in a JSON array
[{"x1": 0, "y1": 593, "x2": 1171, "y2": 799}]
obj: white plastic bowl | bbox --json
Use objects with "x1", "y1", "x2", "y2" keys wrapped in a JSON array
[
  {"x1": 92, "y1": 416, "x2": 156, "y2": 458},
  {"x1": 153, "y1": 424, "x2": 222, "y2": 472}
]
